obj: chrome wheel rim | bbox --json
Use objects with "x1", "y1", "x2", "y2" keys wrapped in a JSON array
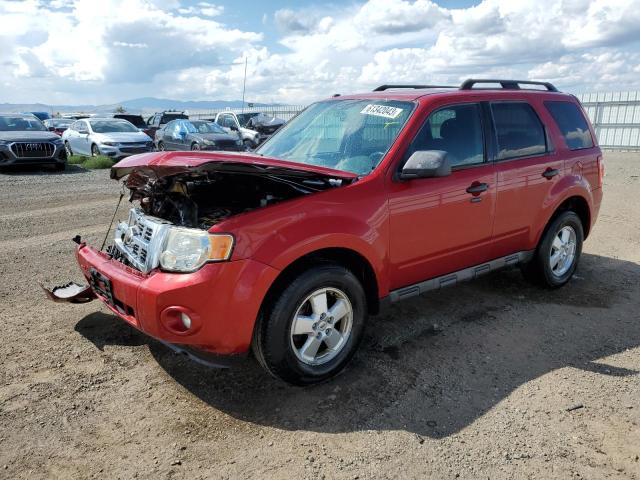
[
  {"x1": 290, "y1": 287, "x2": 353, "y2": 366},
  {"x1": 550, "y1": 226, "x2": 577, "y2": 277},
  {"x1": 64, "y1": 142, "x2": 72, "y2": 157}
]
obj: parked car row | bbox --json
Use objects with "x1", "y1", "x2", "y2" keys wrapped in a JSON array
[{"x1": 0, "y1": 108, "x2": 287, "y2": 171}]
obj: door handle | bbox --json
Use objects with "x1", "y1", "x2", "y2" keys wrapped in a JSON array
[
  {"x1": 466, "y1": 182, "x2": 489, "y2": 194},
  {"x1": 542, "y1": 168, "x2": 559, "y2": 179}
]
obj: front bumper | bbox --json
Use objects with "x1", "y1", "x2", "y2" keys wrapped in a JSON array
[
  {"x1": 0, "y1": 143, "x2": 66, "y2": 166},
  {"x1": 73, "y1": 244, "x2": 280, "y2": 355},
  {"x1": 98, "y1": 144, "x2": 154, "y2": 158}
]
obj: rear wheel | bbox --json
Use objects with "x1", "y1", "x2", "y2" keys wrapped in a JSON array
[
  {"x1": 252, "y1": 264, "x2": 367, "y2": 385},
  {"x1": 521, "y1": 211, "x2": 583, "y2": 288},
  {"x1": 157, "y1": 141, "x2": 165, "y2": 151}
]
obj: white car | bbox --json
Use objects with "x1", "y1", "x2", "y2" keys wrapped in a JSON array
[
  {"x1": 211, "y1": 112, "x2": 260, "y2": 149},
  {"x1": 62, "y1": 118, "x2": 153, "y2": 159}
]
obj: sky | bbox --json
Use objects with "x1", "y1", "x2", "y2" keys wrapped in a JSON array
[{"x1": 1, "y1": 0, "x2": 639, "y2": 105}]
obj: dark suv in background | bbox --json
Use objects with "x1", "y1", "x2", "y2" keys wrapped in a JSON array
[
  {"x1": 144, "y1": 111, "x2": 188, "y2": 139},
  {"x1": 0, "y1": 113, "x2": 67, "y2": 171}
]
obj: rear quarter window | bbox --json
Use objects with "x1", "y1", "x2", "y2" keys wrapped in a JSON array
[
  {"x1": 491, "y1": 102, "x2": 547, "y2": 160},
  {"x1": 545, "y1": 101, "x2": 594, "y2": 150}
]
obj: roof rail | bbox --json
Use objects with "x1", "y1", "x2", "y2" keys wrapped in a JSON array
[
  {"x1": 460, "y1": 79, "x2": 558, "y2": 92},
  {"x1": 373, "y1": 84, "x2": 457, "y2": 92}
]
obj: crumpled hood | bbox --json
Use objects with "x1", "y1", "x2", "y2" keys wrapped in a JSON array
[
  {"x1": 0, "y1": 131, "x2": 59, "y2": 142},
  {"x1": 110, "y1": 150, "x2": 358, "y2": 181}
]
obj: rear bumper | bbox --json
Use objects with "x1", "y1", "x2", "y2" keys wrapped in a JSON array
[{"x1": 75, "y1": 244, "x2": 280, "y2": 355}]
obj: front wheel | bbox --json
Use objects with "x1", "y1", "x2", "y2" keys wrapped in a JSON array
[
  {"x1": 91, "y1": 144, "x2": 100, "y2": 157},
  {"x1": 191, "y1": 142, "x2": 200, "y2": 151},
  {"x1": 521, "y1": 211, "x2": 584, "y2": 288},
  {"x1": 64, "y1": 141, "x2": 73, "y2": 157},
  {"x1": 252, "y1": 264, "x2": 367, "y2": 385}
]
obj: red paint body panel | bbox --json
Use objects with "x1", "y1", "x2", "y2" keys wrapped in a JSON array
[{"x1": 74, "y1": 88, "x2": 602, "y2": 356}]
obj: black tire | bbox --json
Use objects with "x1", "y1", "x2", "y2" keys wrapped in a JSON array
[
  {"x1": 54, "y1": 163, "x2": 65, "y2": 172},
  {"x1": 64, "y1": 141, "x2": 73, "y2": 157},
  {"x1": 252, "y1": 264, "x2": 367, "y2": 385},
  {"x1": 191, "y1": 142, "x2": 200, "y2": 151},
  {"x1": 157, "y1": 141, "x2": 165, "y2": 151},
  {"x1": 91, "y1": 144, "x2": 100, "y2": 157},
  {"x1": 521, "y1": 211, "x2": 584, "y2": 288}
]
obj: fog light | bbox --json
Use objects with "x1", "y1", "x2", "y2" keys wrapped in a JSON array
[{"x1": 180, "y1": 312, "x2": 192, "y2": 330}]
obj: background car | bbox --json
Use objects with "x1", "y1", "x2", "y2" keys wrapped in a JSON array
[
  {"x1": 246, "y1": 113, "x2": 286, "y2": 144},
  {"x1": 155, "y1": 119, "x2": 244, "y2": 152},
  {"x1": 0, "y1": 113, "x2": 67, "y2": 170},
  {"x1": 62, "y1": 118, "x2": 153, "y2": 159},
  {"x1": 113, "y1": 114, "x2": 147, "y2": 131},
  {"x1": 27, "y1": 111, "x2": 51, "y2": 121},
  {"x1": 208, "y1": 111, "x2": 260, "y2": 149},
  {"x1": 145, "y1": 110, "x2": 188, "y2": 139},
  {"x1": 43, "y1": 118, "x2": 73, "y2": 136}
]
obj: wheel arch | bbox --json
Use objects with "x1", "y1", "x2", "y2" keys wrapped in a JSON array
[
  {"x1": 259, "y1": 247, "x2": 381, "y2": 318},
  {"x1": 539, "y1": 195, "x2": 591, "y2": 246}
]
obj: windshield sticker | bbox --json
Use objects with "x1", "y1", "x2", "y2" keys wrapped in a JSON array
[{"x1": 360, "y1": 104, "x2": 404, "y2": 119}]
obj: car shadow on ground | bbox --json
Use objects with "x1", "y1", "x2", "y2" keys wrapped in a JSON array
[
  {"x1": 0, "y1": 164, "x2": 87, "y2": 175},
  {"x1": 74, "y1": 253, "x2": 640, "y2": 438}
]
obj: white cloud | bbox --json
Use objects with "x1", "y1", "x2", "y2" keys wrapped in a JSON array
[{"x1": 1, "y1": 0, "x2": 639, "y2": 105}]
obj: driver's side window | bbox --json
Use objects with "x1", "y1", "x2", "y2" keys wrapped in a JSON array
[{"x1": 408, "y1": 103, "x2": 485, "y2": 168}]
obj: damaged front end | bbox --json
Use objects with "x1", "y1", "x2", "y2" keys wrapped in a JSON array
[{"x1": 44, "y1": 152, "x2": 357, "y2": 301}]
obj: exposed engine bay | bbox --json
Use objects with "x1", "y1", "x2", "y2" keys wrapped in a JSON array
[{"x1": 125, "y1": 168, "x2": 348, "y2": 229}]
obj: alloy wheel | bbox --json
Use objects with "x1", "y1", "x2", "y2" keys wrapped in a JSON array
[
  {"x1": 289, "y1": 287, "x2": 353, "y2": 366},
  {"x1": 549, "y1": 225, "x2": 577, "y2": 277}
]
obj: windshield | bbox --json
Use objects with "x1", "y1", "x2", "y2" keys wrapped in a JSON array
[
  {"x1": 0, "y1": 116, "x2": 46, "y2": 132},
  {"x1": 90, "y1": 120, "x2": 138, "y2": 133},
  {"x1": 256, "y1": 99, "x2": 414, "y2": 175},
  {"x1": 190, "y1": 121, "x2": 227, "y2": 134}
]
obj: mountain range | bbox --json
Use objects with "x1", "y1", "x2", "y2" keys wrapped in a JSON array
[{"x1": 0, "y1": 97, "x2": 276, "y2": 115}]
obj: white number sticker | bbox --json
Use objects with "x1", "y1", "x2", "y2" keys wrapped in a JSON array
[{"x1": 360, "y1": 104, "x2": 404, "y2": 119}]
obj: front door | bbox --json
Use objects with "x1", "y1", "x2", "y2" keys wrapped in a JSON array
[{"x1": 387, "y1": 102, "x2": 497, "y2": 289}]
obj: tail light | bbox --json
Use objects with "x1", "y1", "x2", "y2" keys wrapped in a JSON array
[{"x1": 597, "y1": 155, "x2": 604, "y2": 188}]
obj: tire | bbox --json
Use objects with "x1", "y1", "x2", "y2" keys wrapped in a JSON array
[
  {"x1": 54, "y1": 163, "x2": 65, "y2": 172},
  {"x1": 521, "y1": 211, "x2": 583, "y2": 288},
  {"x1": 64, "y1": 141, "x2": 73, "y2": 157},
  {"x1": 191, "y1": 142, "x2": 200, "y2": 151},
  {"x1": 252, "y1": 264, "x2": 367, "y2": 385},
  {"x1": 157, "y1": 141, "x2": 165, "y2": 151},
  {"x1": 91, "y1": 144, "x2": 100, "y2": 157}
]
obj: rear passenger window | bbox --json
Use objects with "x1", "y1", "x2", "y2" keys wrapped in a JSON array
[
  {"x1": 408, "y1": 103, "x2": 484, "y2": 168},
  {"x1": 491, "y1": 102, "x2": 547, "y2": 160},
  {"x1": 545, "y1": 101, "x2": 594, "y2": 150}
]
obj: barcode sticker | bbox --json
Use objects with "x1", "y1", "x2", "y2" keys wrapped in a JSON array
[{"x1": 360, "y1": 104, "x2": 404, "y2": 119}]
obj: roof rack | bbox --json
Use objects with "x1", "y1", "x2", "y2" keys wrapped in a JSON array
[
  {"x1": 373, "y1": 84, "x2": 457, "y2": 92},
  {"x1": 460, "y1": 79, "x2": 558, "y2": 92}
]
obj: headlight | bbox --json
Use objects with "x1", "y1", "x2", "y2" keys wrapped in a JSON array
[
  {"x1": 101, "y1": 141, "x2": 119, "y2": 147},
  {"x1": 159, "y1": 227, "x2": 234, "y2": 272}
]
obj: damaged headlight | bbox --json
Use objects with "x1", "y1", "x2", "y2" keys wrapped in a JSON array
[{"x1": 159, "y1": 227, "x2": 234, "y2": 272}]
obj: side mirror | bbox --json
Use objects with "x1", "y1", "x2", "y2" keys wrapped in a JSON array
[{"x1": 399, "y1": 150, "x2": 451, "y2": 180}]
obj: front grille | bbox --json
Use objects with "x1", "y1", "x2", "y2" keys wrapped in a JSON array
[
  {"x1": 113, "y1": 208, "x2": 172, "y2": 273},
  {"x1": 120, "y1": 147, "x2": 149, "y2": 154},
  {"x1": 11, "y1": 142, "x2": 54, "y2": 158}
]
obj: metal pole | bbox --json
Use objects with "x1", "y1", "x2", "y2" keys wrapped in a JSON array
[{"x1": 241, "y1": 57, "x2": 247, "y2": 113}]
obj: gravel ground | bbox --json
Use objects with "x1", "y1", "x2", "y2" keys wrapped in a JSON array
[{"x1": 0, "y1": 155, "x2": 639, "y2": 479}]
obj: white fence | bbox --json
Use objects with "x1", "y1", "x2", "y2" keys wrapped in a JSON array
[{"x1": 576, "y1": 91, "x2": 640, "y2": 150}]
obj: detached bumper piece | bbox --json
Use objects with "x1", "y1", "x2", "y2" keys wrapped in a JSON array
[{"x1": 42, "y1": 282, "x2": 96, "y2": 304}]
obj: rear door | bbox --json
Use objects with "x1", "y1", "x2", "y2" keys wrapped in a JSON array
[
  {"x1": 490, "y1": 100, "x2": 564, "y2": 256},
  {"x1": 387, "y1": 102, "x2": 498, "y2": 289}
]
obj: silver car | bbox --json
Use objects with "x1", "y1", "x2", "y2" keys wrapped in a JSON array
[{"x1": 62, "y1": 118, "x2": 153, "y2": 159}]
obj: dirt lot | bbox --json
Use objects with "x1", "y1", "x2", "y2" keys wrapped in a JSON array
[{"x1": 0, "y1": 153, "x2": 639, "y2": 479}]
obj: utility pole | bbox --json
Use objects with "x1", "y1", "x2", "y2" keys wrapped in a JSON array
[{"x1": 241, "y1": 57, "x2": 248, "y2": 113}]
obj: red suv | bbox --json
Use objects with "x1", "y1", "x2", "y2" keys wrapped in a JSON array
[{"x1": 48, "y1": 79, "x2": 603, "y2": 385}]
